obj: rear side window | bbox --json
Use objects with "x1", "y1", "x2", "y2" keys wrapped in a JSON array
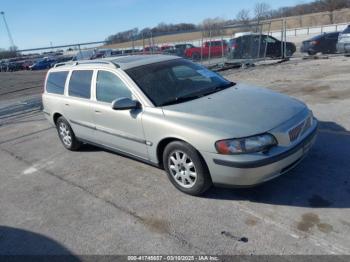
[
  {"x1": 96, "y1": 71, "x2": 132, "y2": 103},
  {"x1": 68, "y1": 70, "x2": 93, "y2": 99},
  {"x1": 326, "y1": 33, "x2": 339, "y2": 40},
  {"x1": 343, "y1": 26, "x2": 350, "y2": 34},
  {"x1": 46, "y1": 71, "x2": 68, "y2": 95}
]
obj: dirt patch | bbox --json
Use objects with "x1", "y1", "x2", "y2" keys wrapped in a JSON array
[
  {"x1": 297, "y1": 213, "x2": 333, "y2": 234},
  {"x1": 317, "y1": 223, "x2": 333, "y2": 233},
  {"x1": 245, "y1": 217, "x2": 258, "y2": 226},
  {"x1": 141, "y1": 217, "x2": 170, "y2": 234},
  {"x1": 297, "y1": 213, "x2": 320, "y2": 232}
]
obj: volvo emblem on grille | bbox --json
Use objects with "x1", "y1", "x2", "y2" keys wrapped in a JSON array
[{"x1": 289, "y1": 121, "x2": 305, "y2": 142}]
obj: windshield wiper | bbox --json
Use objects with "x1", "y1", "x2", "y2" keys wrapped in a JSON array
[
  {"x1": 200, "y1": 82, "x2": 236, "y2": 96},
  {"x1": 160, "y1": 95, "x2": 202, "y2": 106},
  {"x1": 160, "y1": 82, "x2": 236, "y2": 107}
]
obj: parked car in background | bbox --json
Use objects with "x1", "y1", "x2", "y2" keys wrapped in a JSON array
[
  {"x1": 21, "y1": 60, "x2": 35, "y2": 70},
  {"x1": 42, "y1": 55, "x2": 317, "y2": 195},
  {"x1": 174, "y1": 43, "x2": 195, "y2": 57},
  {"x1": 92, "y1": 49, "x2": 113, "y2": 59},
  {"x1": 123, "y1": 48, "x2": 139, "y2": 55},
  {"x1": 337, "y1": 25, "x2": 350, "y2": 54},
  {"x1": 228, "y1": 34, "x2": 296, "y2": 59},
  {"x1": 29, "y1": 57, "x2": 56, "y2": 70},
  {"x1": 160, "y1": 45, "x2": 176, "y2": 54},
  {"x1": 73, "y1": 50, "x2": 95, "y2": 61},
  {"x1": 142, "y1": 46, "x2": 160, "y2": 54},
  {"x1": 301, "y1": 32, "x2": 340, "y2": 55},
  {"x1": 185, "y1": 40, "x2": 227, "y2": 61},
  {"x1": 55, "y1": 55, "x2": 73, "y2": 64},
  {"x1": 111, "y1": 50, "x2": 123, "y2": 56}
]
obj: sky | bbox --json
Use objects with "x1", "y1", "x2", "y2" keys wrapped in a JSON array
[{"x1": 0, "y1": 0, "x2": 309, "y2": 50}]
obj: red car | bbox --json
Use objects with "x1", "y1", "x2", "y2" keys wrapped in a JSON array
[{"x1": 184, "y1": 40, "x2": 227, "y2": 60}]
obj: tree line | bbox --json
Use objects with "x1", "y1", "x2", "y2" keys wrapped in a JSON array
[{"x1": 105, "y1": 0, "x2": 350, "y2": 44}]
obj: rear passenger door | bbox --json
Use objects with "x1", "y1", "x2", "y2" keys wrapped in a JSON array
[
  {"x1": 92, "y1": 70, "x2": 148, "y2": 160},
  {"x1": 63, "y1": 70, "x2": 96, "y2": 141}
]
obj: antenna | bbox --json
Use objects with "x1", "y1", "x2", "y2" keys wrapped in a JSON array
[{"x1": 0, "y1": 11, "x2": 16, "y2": 49}]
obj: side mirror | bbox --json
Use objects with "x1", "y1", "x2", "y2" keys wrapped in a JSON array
[{"x1": 111, "y1": 97, "x2": 141, "y2": 110}]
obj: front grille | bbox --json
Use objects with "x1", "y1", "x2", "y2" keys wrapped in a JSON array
[
  {"x1": 288, "y1": 116, "x2": 313, "y2": 142},
  {"x1": 289, "y1": 121, "x2": 304, "y2": 142},
  {"x1": 301, "y1": 116, "x2": 312, "y2": 136}
]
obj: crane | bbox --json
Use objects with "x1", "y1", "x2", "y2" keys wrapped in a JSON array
[{"x1": 0, "y1": 11, "x2": 16, "y2": 49}]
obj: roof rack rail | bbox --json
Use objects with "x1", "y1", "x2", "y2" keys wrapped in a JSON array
[
  {"x1": 54, "y1": 60, "x2": 120, "y2": 68},
  {"x1": 54, "y1": 62, "x2": 74, "y2": 68}
]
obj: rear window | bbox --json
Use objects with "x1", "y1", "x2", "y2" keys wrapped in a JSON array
[
  {"x1": 342, "y1": 26, "x2": 350, "y2": 34},
  {"x1": 68, "y1": 70, "x2": 93, "y2": 99},
  {"x1": 46, "y1": 71, "x2": 68, "y2": 95}
]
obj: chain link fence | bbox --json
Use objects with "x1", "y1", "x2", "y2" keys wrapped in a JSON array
[{"x1": 2, "y1": 19, "x2": 349, "y2": 73}]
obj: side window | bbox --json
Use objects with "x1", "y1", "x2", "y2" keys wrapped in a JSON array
[
  {"x1": 96, "y1": 71, "x2": 132, "y2": 103},
  {"x1": 46, "y1": 71, "x2": 68, "y2": 95},
  {"x1": 326, "y1": 33, "x2": 339, "y2": 40},
  {"x1": 68, "y1": 70, "x2": 93, "y2": 99},
  {"x1": 265, "y1": 36, "x2": 277, "y2": 43}
]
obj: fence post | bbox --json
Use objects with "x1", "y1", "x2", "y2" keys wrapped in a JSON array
[
  {"x1": 200, "y1": 30, "x2": 203, "y2": 64},
  {"x1": 221, "y1": 35, "x2": 225, "y2": 65},
  {"x1": 208, "y1": 25, "x2": 212, "y2": 65}
]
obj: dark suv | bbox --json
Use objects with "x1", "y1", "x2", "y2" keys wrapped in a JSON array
[
  {"x1": 301, "y1": 32, "x2": 340, "y2": 55},
  {"x1": 228, "y1": 34, "x2": 296, "y2": 59}
]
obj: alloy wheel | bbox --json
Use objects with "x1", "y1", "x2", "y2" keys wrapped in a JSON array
[{"x1": 168, "y1": 150, "x2": 197, "y2": 188}]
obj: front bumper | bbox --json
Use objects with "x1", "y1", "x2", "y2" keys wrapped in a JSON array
[{"x1": 201, "y1": 119, "x2": 318, "y2": 186}]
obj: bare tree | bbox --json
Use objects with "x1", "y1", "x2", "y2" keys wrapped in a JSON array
[
  {"x1": 254, "y1": 2, "x2": 271, "y2": 24},
  {"x1": 201, "y1": 17, "x2": 226, "y2": 37},
  {"x1": 236, "y1": 9, "x2": 250, "y2": 24},
  {"x1": 320, "y1": 0, "x2": 348, "y2": 23}
]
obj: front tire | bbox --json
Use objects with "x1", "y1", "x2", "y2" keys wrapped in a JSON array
[
  {"x1": 56, "y1": 116, "x2": 81, "y2": 151},
  {"x1": 163, "y1": 141, "x2": 212, "y2": 195}
]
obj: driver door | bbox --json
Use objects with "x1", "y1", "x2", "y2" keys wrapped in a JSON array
[{"x1": 92, "y1": 69, "x2": 148, "y2": 160}]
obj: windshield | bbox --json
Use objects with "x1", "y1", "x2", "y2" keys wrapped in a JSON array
[{"x1": 125, "y1": 59, "x2": 234, "y2": 106}]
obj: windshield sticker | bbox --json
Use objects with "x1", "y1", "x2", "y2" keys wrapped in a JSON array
[{"x1": 197, "y1": 69, "x2": 218, "y2": 78}]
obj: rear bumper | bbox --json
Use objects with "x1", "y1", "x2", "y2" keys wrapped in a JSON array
[
  {"x1": 201, "y1": 119, "x2": 318, "y2": 186},
  {"x1": 337, "y1": 42, "x2": 350, "y2": 53}
]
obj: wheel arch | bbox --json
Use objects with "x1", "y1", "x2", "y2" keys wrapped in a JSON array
[
  {"x1": 156, "y1": 137, "x2": 209, "y2": 172},
  {"x1": 53, "y1": 112, "x2": 63, "y2": 125}
]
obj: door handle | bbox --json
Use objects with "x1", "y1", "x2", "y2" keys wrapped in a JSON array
[
  {"x1": 95, "y1": 110, "x2": 101, "y2": 113},
  {"x1": 65, "y1": 103, "x2": 70, "y2": 106}
]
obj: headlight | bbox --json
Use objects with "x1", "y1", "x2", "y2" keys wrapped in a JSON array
[{"x1": 215, "y1": 134, "x2": 277, "y2": 155}]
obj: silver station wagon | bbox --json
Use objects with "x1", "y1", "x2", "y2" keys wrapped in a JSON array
[{"x1": 42, "y1": 55, "x2": 318, "y2": 195}]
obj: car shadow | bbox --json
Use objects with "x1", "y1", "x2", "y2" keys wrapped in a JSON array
[
  {"x1": 203, "y1": 121, "x2": 350, "y2": 208},
  {"x1": 0, "y1": 226, "x2": 79, "y2": 259}
]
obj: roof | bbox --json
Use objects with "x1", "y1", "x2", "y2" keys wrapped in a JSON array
[
  {"x1": 52, "y1": 55, "x2": 181, "y2": 71},
  {"x1": 109, "y1": 54, "x2": 180, "y2": 70}
]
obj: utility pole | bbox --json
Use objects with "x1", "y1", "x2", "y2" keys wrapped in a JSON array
[{"x1": 0, "y1": 11, "x2": 16, "y2": 49}]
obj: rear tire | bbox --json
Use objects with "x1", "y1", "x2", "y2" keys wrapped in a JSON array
[
  {"x1": 191, "y1": 52, "x2": 200, "y2": 61},
  {"x1": 163, "y1": 141, "x2": 212, "y2": 196},
  {"x1": 56, "y1": 116, "x2": 81, "y2": 151}
]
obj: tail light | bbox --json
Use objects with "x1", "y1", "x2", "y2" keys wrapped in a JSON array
[
  {"x1": 311, "y1": 40, "x2": 319, "y2": 45},
  {"x1": 232, "y1": 44, "x2": 238, "y2": 49}
]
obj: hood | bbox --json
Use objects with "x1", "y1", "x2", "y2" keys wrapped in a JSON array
[{"x1": 162, "y1": 83, "x2": 307, "y2": 138}]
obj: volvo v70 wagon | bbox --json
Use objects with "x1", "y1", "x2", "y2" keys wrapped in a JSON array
[{"x1": 42, "y1": 55, "x2": 318, "y2": 195}]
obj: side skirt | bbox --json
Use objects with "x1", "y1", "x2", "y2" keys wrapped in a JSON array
[{"x1": 77, "y1": 138, "x2": 161, "y2": 169}]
